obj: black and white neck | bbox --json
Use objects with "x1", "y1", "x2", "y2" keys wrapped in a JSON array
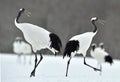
[
  {"x1": 91, "y1": 17, "x2": 98, "y2": 33},
  {"x1": 15, "y1": 8, "x2": 25, "y2": 23}
]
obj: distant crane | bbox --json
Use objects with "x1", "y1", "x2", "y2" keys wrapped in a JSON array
[
  {"x1": 63, "y1": 17, "x2": 101, "y2": 77},
  {"x1": 90, "y1": 43, "x2": 113, "y2": 75},
  {"x1": 13, "y1": 37, "x2": 32, "y2": 64},
  {"x1": 14, "y1": 8, "x2": 62, "y2": 77},
  {"x1": 13, "y1": 37, "x2": 22, "y2": 55}
]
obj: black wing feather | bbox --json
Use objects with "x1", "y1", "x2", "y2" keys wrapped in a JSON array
[
  {"x1": 49, "y1": 33, "x2": 62, "y2": 53},
  {"x1": 63, "y1": 40, "x2": 79, "y2": 58}
]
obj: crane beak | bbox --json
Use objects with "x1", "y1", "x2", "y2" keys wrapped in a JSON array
[
  {"x1": 25, "y1": 10, "x2": 31, "y2": 17},
  {"x1": 97, "y1": 19, "x2": 106, "y2": 25}
]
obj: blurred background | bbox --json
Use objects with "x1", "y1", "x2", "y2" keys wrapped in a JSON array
[{"x1": 0, "y1": 0, "x2": 120, "y2": 59}]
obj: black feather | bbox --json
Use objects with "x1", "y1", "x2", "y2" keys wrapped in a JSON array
[
  {"x1": 49, "y1": 33, "x2": 62, "y2": 53},
  {"x1": 63, "y1": 40, "x2": 79, "y2": 58},
  {"x1": 105, "y1": 55, "x2": 113, "y2": 64}
]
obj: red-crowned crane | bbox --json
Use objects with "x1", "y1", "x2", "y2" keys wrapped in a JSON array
[
  {"x1": 14, "y1": 8, "x2": 62, "y2": 77},
  {"x1": 63, "y1": 17, "x2": 102, "y2": 77},
  {"x1": 90, "y1": 43, "x2": 113, "y2": 75},
  {"x1": 13, "y1": 37, "x2": 32, "y2": 64}
]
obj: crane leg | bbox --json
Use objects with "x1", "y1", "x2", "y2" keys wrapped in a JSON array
[
  {"x1": 35, "y1": 52, "x2": 43, "y2": 68},
  {"x1": 84, "y1": 57, "x2": 101, "y2": 71},
  {"x1": 29, "y1": 54, "x2": 32, "y2": 65},
  {"x1": 66, "y1": 57, "x2": 71, "y2": 77},
  {"x1": 17, "y1": 54, "x2": 21, "y2": 64},
  {"x1": 30, "y1": 52, "x2": 43, "y2": 77},
  {"x1": 23, "y1": 55, "x2": 26, "y2": 65},
  {"x1": 30, "y1": 53, "x2": 37, "y2": 77},
  {"x1": 99, "y1": 64, "x2": 102, "y2": 75}
]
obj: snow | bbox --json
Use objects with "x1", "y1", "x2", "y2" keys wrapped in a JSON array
[
  {"x1": 0, "y1": 54, "x2": 1, "y2": 82},
  {"x1": 0, "y1": 53, "x2": 120, "y2": 82}
]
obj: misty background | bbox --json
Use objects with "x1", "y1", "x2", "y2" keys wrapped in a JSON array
[{"x1": 0, "y1": 0, "x2": 120, "y2": 59}]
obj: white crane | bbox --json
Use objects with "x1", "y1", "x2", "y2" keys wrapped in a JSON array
[
  {"x1": 63, "y1": 17, "x2": 102, "y2": 77},
  {"x1": 14, "y1": 8, "x2": 62, "y2": 77},
  {"x1": 90, "y1": 43, "x2": 113, "y2": 75},
  {"x1": 13, "y1": 37, "x2": 32, "y2": 64}
]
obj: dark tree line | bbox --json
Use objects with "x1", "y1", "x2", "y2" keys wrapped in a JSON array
[{"x1": 0, "y1": 0, "x2": 120, "y2": 59}]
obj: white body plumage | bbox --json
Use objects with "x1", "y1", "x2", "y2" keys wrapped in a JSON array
[
  {"x1": 15, "y1": 22, "x2": 52, "y2": 53},
  {"x1": 70, "y1": 32, "x2": 97, "y2": 57}
]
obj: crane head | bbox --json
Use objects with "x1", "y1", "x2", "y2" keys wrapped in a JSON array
[
  {"x1": 19, "y1": 8, "x2": 25, "y2": 12},
  {"x1": 99, "y1": 42, "x2": 104, "y2": 49},
  {"x1": 19, "y1": 8, "x2": 31, "y2": 17},
  {"x1": 91, "y1": 17, "x2": 98, "y2": 21},
  {"x1": 91, "y1": 17, "x2": 106, "y2": 25}
]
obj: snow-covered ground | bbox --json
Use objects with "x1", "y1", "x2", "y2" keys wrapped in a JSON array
[
  {"x1": 0, "y1": 53, "x2": 120, "y2": 82},
  {"x1": 0, "y1": 54, "x2": 1, "y2": 82}
]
